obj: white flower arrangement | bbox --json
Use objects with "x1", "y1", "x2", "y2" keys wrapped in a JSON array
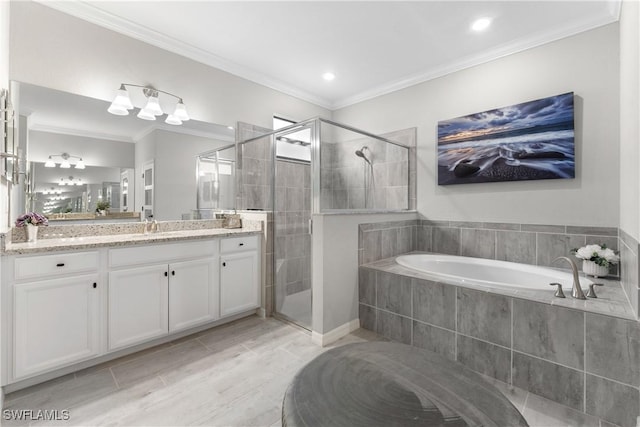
[{"x1": 571, "y1": 244, "x2": 620, "y2": 268}]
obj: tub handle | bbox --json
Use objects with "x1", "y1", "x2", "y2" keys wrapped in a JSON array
[
  {"x1": 586, "y1": 283, "x2": 603, "y2": 298},
  {"x1": 549, "y1": 283, "x2": 566, "y2": 298}
]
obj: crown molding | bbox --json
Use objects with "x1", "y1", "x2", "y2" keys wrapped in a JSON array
[
  {"x1": 36, "y1": 1, "x2": 334, "y2": 110},
  {"x1": 332, "y1": 9, "x2": 620, "y2": 110},
  {"x1": 29, "y1": 123, "x2": 135, "y2": 143},
  {"x1": 39, "y1": 0, "x2": 620, "y2": 112},
  {"x1": 133, "y1": 122, "x2": 234, "y2": 143}
]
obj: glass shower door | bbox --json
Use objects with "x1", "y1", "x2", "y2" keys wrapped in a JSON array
[{"x1": 273, "y1": 123, "x2": 313, "y2": 330}]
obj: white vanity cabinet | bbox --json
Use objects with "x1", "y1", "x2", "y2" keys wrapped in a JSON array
[
  {"x1": 9, "y1": 251, "x2": 101, "y2": 380},
  {"x1": 108, "y1": 264, "x2": 169, "y2": 350},
  {"x1": 168, "y1": 258, "x2": 219, "y2": 333},
  {"x1": 3, "y1": 232, "x2": 262, "y2": 386},
  {"x1": 220, "y1": 235, "x2": 260, "y2": 317},
  {"x1": 107, "y1": 240, "x2": 219, "y2": 350}
]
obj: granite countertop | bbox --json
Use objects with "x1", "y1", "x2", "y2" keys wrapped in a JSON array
[{"x1": 3, "y1": 228, "x2": 261, "y2": 255}]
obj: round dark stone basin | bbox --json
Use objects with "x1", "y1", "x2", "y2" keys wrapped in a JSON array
[{"x1": 283, "y1": 342, "x2": 528, "y2": 427}]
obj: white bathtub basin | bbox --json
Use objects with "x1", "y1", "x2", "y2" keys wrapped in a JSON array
[{"x1": 395, "y1": 254, "x2": 593, "y2": 292}]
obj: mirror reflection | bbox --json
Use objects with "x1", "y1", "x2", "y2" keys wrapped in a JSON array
[
  {"x1": 14, "y1": 82, "x2": 235, "y2": 222},
  {"x1": 197, "y1": 145, "x2": 236, "y2": 213}
]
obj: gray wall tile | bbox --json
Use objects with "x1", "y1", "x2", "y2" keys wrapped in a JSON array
[
  {"x1": 416, "y1": 226, "x2": 432, "y2": 252},
  {"x1": 566, "y1": 226, "x2": 618, "y2": 236},
  {"x1": 537, "y1": 233, "x2": 586, "y2": 268},
  {"x1": 496, "y1": 231, "x2": 536, "y2": 264},
  {"x1": 513, "y1": 352, "x2": 584, "y2": 411},
  {"x1": 358, "y1": 269, "x2": 376, "y2": 306},
  {"x1": 586, "y1": 313, "x2": 640, "y2": 387},
  {"x1": 460, "y1": 228, "x2": 496, "y2": 259},
  {"x1": 585, "y1": 374, "x2": 640, "y2": 427},
  {"x1": 456, "y1": 335, "x2": 510, "y2": 383},
  {"x1": 362, "y1": 230, "x2": 382, "y2": 264},
  {"x1": 412, "y1": 279, "x2": 455, "y2": 330},
  {"x1": 376, "y1": 310, "x2": 411, "y2": 344},
  {"x1": 522, "y1": 224, "x2": 566, "y2": 233},
  {"x1": 377, "y1": 272, "x2": 411, "y2": 317},
  {"x1": 359, "y1": 304, "x2": 376, "y2": 332},
  {"x1": 381, "y1": 228, "x2": 398, "y2": 259},
  {"x1": 457, "y1": 287, "x2": 511, "y2": 347},
  {"x1": 513, "y1": 301, "x2": 584, "y2": 369},
  {"x1": 433, "y1": 227, "x2": 460, "y2": 255},
  {"x1": 412, "y1": 321, "x2": 455, "y2": 360},
  {"x1": 396, "y1": 226, "x2": 413, "y2": 255},
  {"x1": 483, "y1": 222, "x2": 521, "y2": 231},
  {"x1": 450, "y1": 221, "x2": 484, "y2": 228}
]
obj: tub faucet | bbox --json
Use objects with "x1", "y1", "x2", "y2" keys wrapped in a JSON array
[{"x1": 553, "y1": 256, "x2": 586, "y2": 300}]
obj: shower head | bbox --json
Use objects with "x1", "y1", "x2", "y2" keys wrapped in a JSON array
[{"x1": 355, "y1": 146, "x2": 372, "y2": 165}]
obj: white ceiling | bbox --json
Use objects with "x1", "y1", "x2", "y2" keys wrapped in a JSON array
[{"x1": 41, "y1": 1, "x2": 620, "y2": 110}]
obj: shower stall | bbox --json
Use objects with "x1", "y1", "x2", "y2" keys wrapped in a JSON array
[{"x1": 236, "y1": 118, "x2": 412, "y2": 330}]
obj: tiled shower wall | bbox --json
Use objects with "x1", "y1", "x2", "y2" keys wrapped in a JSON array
[
  {"x1": 320, "y1": 128, "x2": 416, "y2": 211},
  {"x1": 320, "y1": 139, "x2": 409, "y2": 210},
  {"x1": 274, "y1": 160, "x2": 311, "y2": 307}
]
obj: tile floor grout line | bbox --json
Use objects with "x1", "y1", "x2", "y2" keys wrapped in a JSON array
[{"x1": 109, "y1": 367, "x2": 121, "y2": 390}]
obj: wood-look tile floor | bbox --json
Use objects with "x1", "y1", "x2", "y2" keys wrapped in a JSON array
[{"x1": 3, "y1": 316, "x2": 609, "y2": 427}]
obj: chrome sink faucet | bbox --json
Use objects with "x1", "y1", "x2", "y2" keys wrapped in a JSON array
[{"x1": 553, "y1": 256, "x2": 586, "y2": 300}]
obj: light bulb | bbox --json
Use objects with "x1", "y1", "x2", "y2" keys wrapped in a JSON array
[
  {"x1": 173, "y1": 101, "x2": 190, "y2": 121},
  {"x1": 137, "y1": 108, "x2": 156, "y2": 121},
  {"x1": 143, "y1": 94, "x2": 163, "y2": 116},
  {"x1": 165, "y1": 114, "x2": 182, "y2": 126},
  {"x1": 60, "y1": 159, "x2": 71, "y2": 169},
  {"x1": 75, "y1": 158, "x2": 85, "y2": 169},
  {"x1": 44, "y1": 156, "x2": 55, "y2": 168},
  {"x1": 107, "y1": 86, "x2": 133, "y2": 115}
]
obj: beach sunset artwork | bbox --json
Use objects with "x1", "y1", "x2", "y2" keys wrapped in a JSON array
[{"x1": 438, "y1": 92, "x2": 575, "y2": 185}]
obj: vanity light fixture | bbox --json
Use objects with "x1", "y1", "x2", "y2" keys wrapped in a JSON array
[
  {"x1": 107, "y1": 83, "x2": 190, "y2": 126},
  {"x1": 45, "y1": 153, "x2": 85, "y2": 169},
  {"x1": 58, "y1": 176, "x2": 83, "y2": 186}
]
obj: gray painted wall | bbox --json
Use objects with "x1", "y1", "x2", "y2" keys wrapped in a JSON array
[
  {"x1": 333, "y1": 24, "x2": 621, "y2": 228},
  {"x1": 619, "y1": 1, "x2": 640, "y2": 242}
]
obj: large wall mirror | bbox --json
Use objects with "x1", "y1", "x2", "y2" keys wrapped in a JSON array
[{"x1": 11, "y1": 81, "x2": 234, "y2": 223}]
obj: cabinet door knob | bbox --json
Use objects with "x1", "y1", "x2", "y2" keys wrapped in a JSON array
[
  {"x1": 239, "y1": 243, "x2": 244, "y2": 246},
  {"x1": 56, "y1": 263, "x2": 65, "y2": 267},
  {"x1": 171, "y1": 271, "x2": 175, "y2": 276},
  {"x1": 164, "y1": 271, "x2": 168, "y2": 277},
  {"x1": 222, "y1": 262, "x2": 226, "y2": 267},
  {"x1": 93, "y1": 282, "x2": 97, "y2": 289}
]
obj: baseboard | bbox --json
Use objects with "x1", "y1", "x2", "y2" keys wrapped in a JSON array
[
  {"x1": 256, "y1": 307, "x2": 267, "y2": 318},
  {"x1": 311, "y1": 319, "x2": 360, "y2": 347}
]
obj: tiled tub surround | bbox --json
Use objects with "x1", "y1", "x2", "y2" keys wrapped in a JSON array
[
  {"x1": 358, "y1": 219, "x2": 640, "y2": 317},
  {"x1": 620, "y1": 228, "x2": 640, "y2": 318},
  {"x1": 359, "y1": 261, "x2": 640, "y2": 427}
]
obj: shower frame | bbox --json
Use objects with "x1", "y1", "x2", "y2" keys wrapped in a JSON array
[{"x1": 237, "y1": 117, "x2": 411, "y2": 330}]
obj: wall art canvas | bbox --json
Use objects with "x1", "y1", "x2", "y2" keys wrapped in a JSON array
[{"x1": 437, "y1": 92, "x2": 575, "y2": 185}]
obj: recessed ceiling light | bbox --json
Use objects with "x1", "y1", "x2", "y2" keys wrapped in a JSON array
[
  {"x1": 471, "y1": 17, "x2": 492, "y2": 32},
  {"x1": 322, "y1": 72, "x2": 336, "y2": 81}
]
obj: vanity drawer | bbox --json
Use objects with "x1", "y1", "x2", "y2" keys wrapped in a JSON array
[
  {"x1": 220, "y1": 235, "x2": 259, "y2": 253},
  {"x1": 14, "y1": 251, "x2": 99, "y2": 281}
]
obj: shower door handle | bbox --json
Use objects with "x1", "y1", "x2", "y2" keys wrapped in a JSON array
[{"x1": 308, "y1": 219, "x2": 313, "y2": 235}]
